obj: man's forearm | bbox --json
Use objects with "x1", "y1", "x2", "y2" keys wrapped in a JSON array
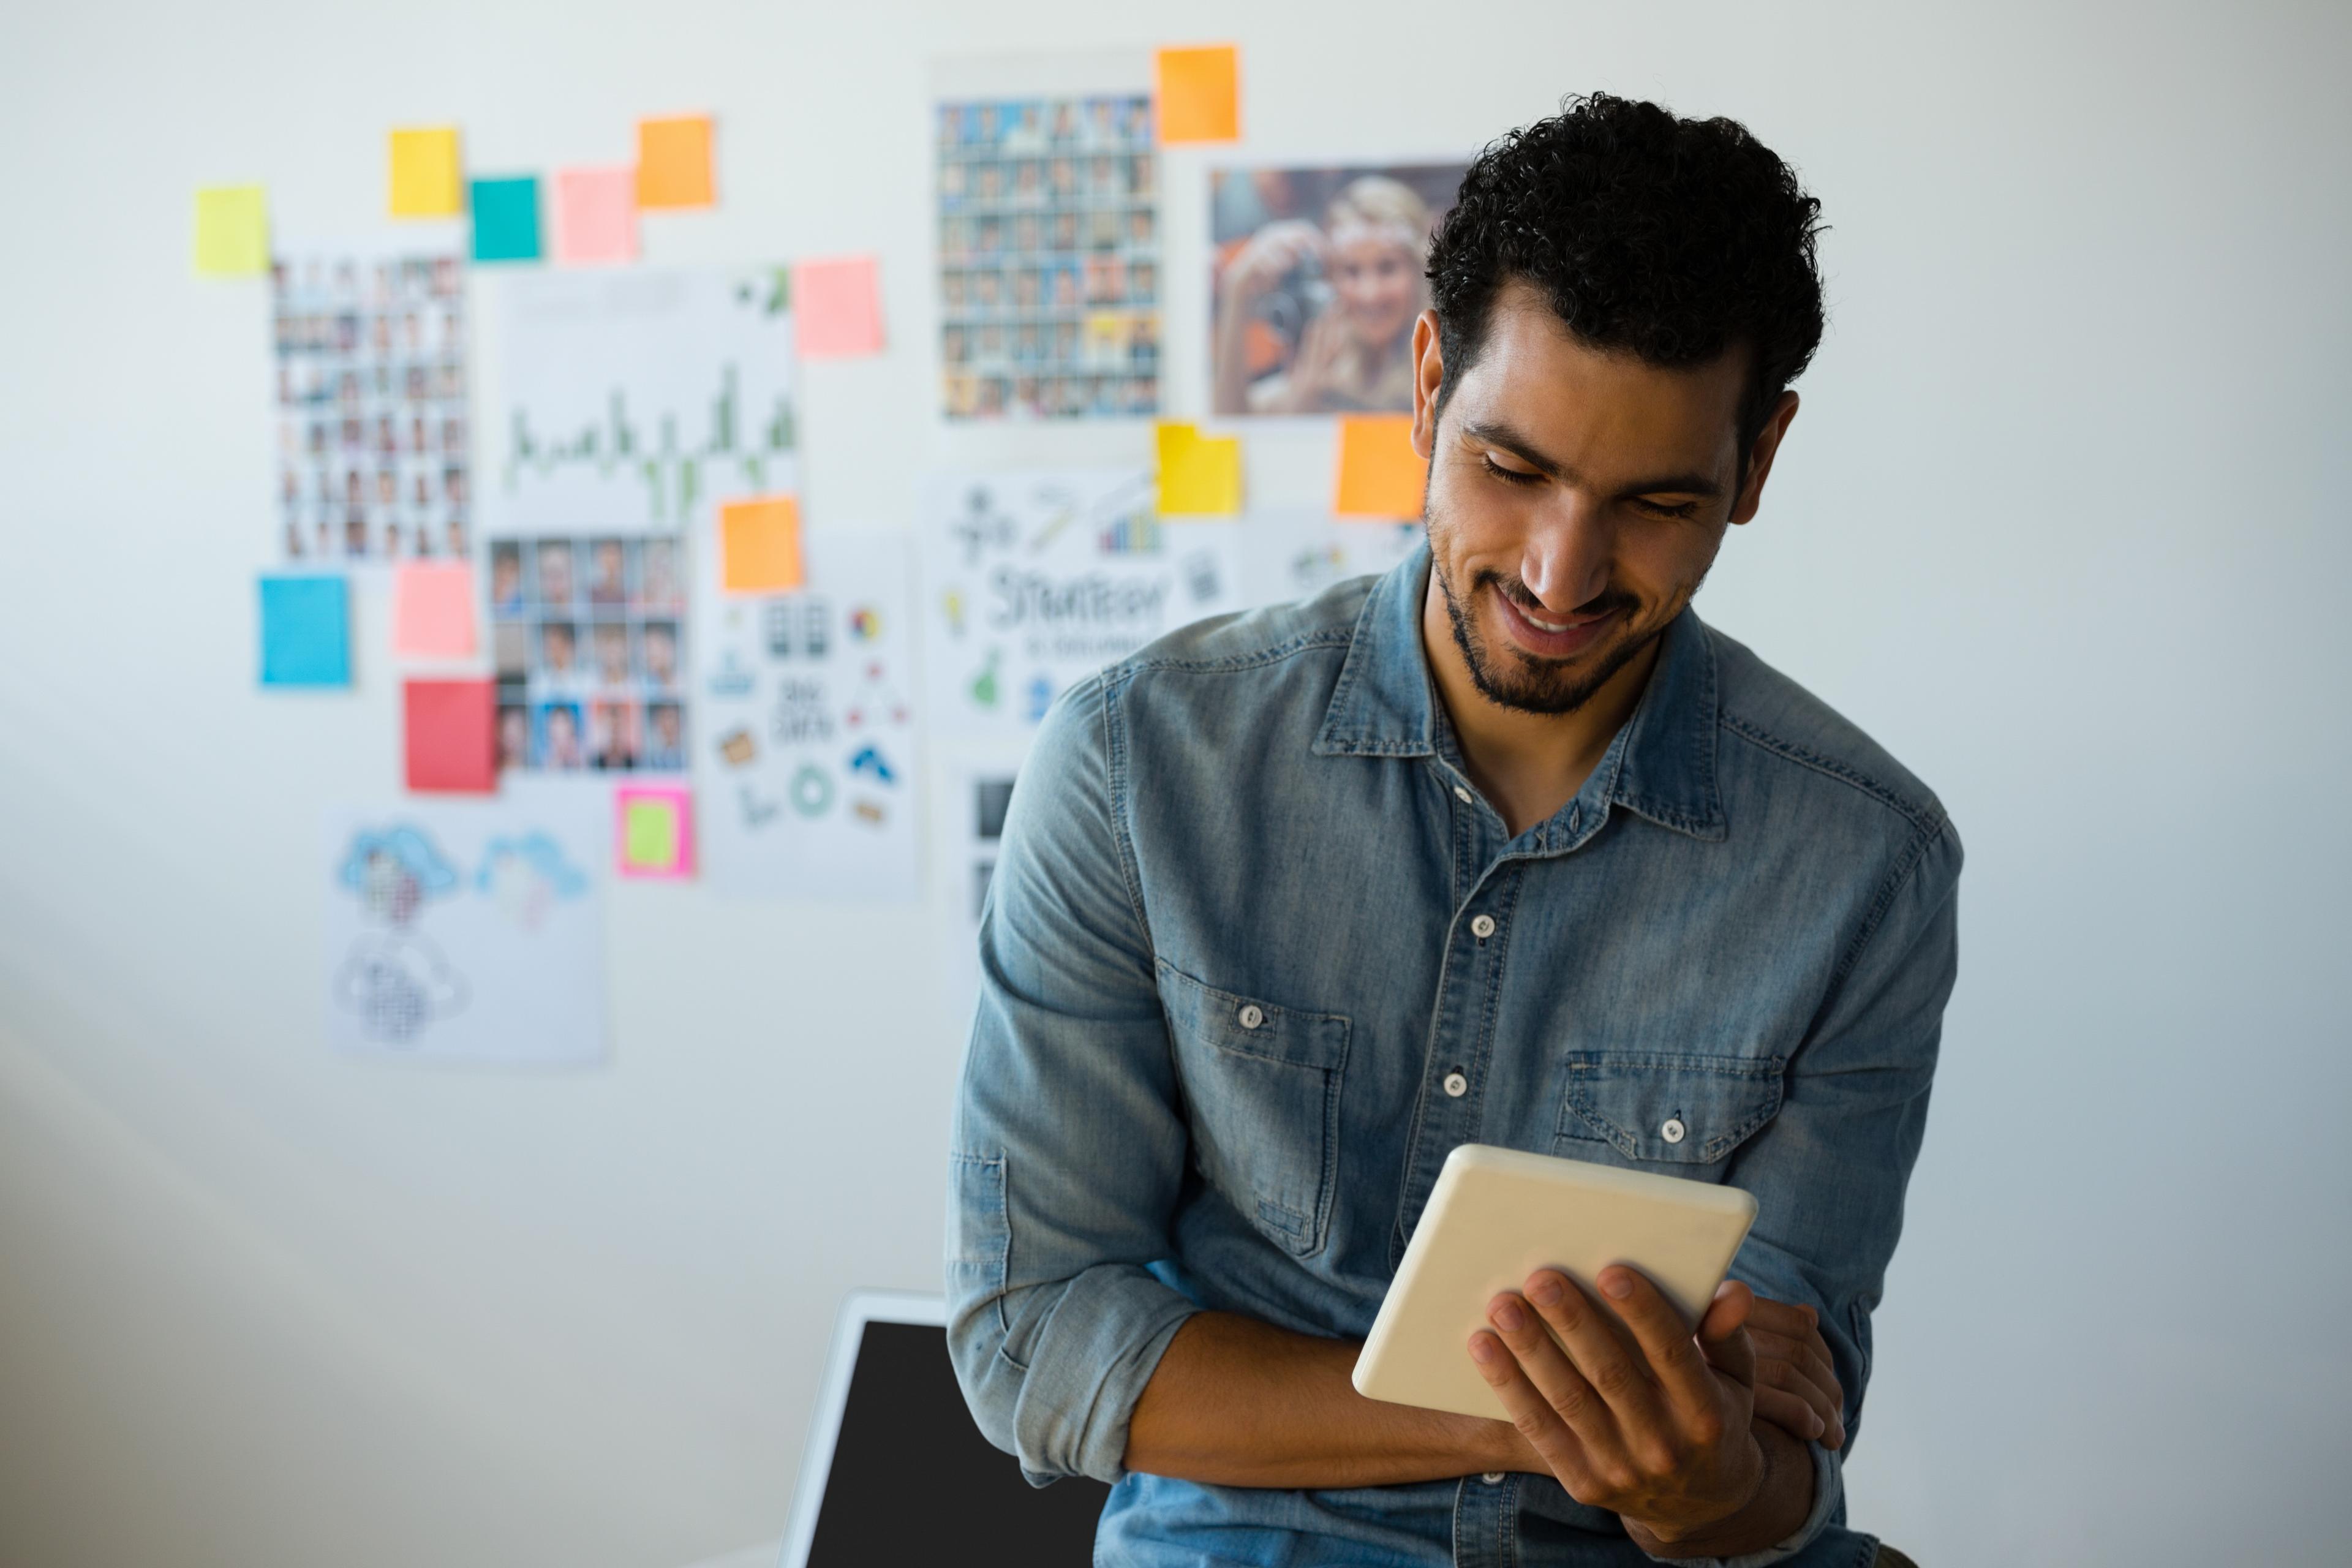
[
  {"x1": 1622, "y1": 1420, "x2": 1816, "y2": 1560},
  {"x1": 1123, "y1": 1310, "x2": 1527, "y2": 1488}
]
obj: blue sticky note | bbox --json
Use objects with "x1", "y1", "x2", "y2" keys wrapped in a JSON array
[
  {"x1": 470, "y1": 176, "x2": 541, "y2": 263},
  {"x1": 260, "y1": 575, "x2": 350, "y2": 687}
]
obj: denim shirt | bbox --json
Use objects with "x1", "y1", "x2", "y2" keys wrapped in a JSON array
[{"x1": 946, "y1": 545, "x2": 1961, "y2": 1568}]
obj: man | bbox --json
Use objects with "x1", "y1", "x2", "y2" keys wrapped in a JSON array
[{"x1": 949, "y1": 95, "x2": 1958, "y2": 1567}]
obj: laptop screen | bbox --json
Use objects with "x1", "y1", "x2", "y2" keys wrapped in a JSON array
[{"x1": 803, "y1": 1320, "x2": 1113, "y2": 1564}]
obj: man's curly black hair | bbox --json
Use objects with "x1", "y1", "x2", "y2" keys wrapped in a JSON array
[{"x1": 1428, "y1": 94, "x2": 1826, "y2": 472}]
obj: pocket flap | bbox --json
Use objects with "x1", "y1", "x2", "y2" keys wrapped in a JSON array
[
  {"x1": 1557, "y1": 1052, "x2": 1784, "y2": 1164},
  {"x1": 1156, "y1": 961, "x2": 1350, "y2": 1071}
]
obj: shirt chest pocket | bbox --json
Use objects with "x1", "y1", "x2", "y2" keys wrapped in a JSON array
[
  {"x1": 1552, "y1": 1052, "x2": 1785, "y2": 1171},
  {"x1": 1156, "y1": 960, "x2": 1351, "y2": 1259}
]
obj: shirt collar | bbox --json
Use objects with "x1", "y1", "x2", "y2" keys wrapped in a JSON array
[{"x1": 1313, "y1": 543, "x2": 1725, "y2": 841}]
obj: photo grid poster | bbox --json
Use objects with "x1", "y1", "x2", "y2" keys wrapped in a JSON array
[
  {"x1": 271, "y1": 243, "x2": 472, "y2": 564},
  {"x1": 918, "y1": 467, "x2": 1244, "y2": 744},
  {"x1": 322, "y1": 785, "x2": 606, "y2": 1068},
  {"x1": 696, "y1": 530, "x2": 922, "y2": 902}
]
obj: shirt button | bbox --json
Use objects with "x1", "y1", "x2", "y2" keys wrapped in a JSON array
[
  {"x1": 1237, "y1": 1004, "x2": 1264, "y2": 1030},
  {"x1": 1469, "y1": 914, "x2": 1496, "y2": 940},
  {"x1": 1482, "y1": 1471, "x2": 1506, "y2": 1485},
  {"x1": 1660, "y1": 1117, "x2": 1687, "y2": 1144},
  {"x1": 1453, "y1": 785, "x2": 1473, "y2": 804},
  {"x1": 1442, "y1": 1069, "x2": 1468, "y2": 1098}
]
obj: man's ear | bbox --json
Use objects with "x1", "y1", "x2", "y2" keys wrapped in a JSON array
[
  {"x1": 1728, "y1": 390, "x2": 1801, "y2": 526},
  {"x1": 1410, "y1": 309, "x2": 1444, "y2": 459}
]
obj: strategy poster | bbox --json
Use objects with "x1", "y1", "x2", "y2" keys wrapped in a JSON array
[
  {"x1": 696, "y1": 529, "x2": 922, "y2": 901},
  {"x1": 322, "y1": 785, "x2": 606, "y2": 1067}
]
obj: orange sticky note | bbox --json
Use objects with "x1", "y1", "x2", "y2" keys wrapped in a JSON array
[
  {"x1": 794, "y1": 255, "x2": 886, "y2": 358},
  {"x1": 1155, "y1": 46, "x2": 1240, "y2": 144},
  {"x1": 721, "y1": 496, "x2": 803, "y2": 592},
  {"x1": 636, "y1": 116, "x2": 715, "y2": 209},
  {"x1": 391, "y1": 561, "x2": 478, "y2": 658},
  {"x1": 554, "y1": 167, "x2": 638, "y2": 264},
  {"x1": 1334, "y1": 415, "x2": 1428, "y2": 519}
]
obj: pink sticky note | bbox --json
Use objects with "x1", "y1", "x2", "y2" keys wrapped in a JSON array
[
  {"x1": 616, "y1": 785, "x2": 694, "y2": 879},
  {"x1": 554, "y1": 167, "x2": 638, "y2": 265},
  {"x1": 794, "y1": 255, "x2": 886, "y2": 358},
  {"x1": 392, "y1": 560, "x2": 478, "y2": 658}
]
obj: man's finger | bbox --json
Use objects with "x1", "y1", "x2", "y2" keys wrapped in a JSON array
[
  {"x1": 1751, "y1": 1355, "x2": 1844, "y2": 1447},
  {"x1": 1483, "y1": 1291, "x2": 1622, "y2": 1450},
  {"x1": 1591, "y1": 1264, "x2": 1716, "y2": 1419},
  {"x1": 1468, "y1": 1328, "x2": 1599, "y2": 1493},
  {"x1": 1523, "y1": 1271, "x2": 1665, "y2": 1433},
  {"x1": 1749, "y1": 1327, "x2": 1841, "y2": 1398},
  {"x1": 1695, "y1": 1283, "x2": 1757, "y2": 1389},
  {"x1": 1749, "y1": 1330, "x2": 1844, "y2": 1433},
  {"x1": 1752, "y1": 1385, "x2": 1828, "y2": 1443}
]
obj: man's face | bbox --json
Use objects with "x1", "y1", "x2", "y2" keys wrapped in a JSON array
[{"x1": 1413, "y1": 281, "x2": 1792, "y2": 715}]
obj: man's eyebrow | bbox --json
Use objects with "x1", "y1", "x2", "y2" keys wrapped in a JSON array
[{"x1": 1459, "y1": 420, "x2": 1724, "y2": 499}]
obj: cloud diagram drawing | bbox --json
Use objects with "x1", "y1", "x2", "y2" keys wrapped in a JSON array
[
  {"x1": 476, "y1": 831, "x2": 589, "y2": 930},
  {"x1": 333, "y1": 824, "x2": 467, "y2": 1044}
]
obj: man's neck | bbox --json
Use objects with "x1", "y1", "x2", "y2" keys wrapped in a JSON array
[{"x1": 1420, "y1": 578, "x2": 1663, "y2": 837}]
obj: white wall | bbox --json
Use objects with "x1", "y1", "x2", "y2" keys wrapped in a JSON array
[{"x1": 3, "y1": 2, "x2": 2346, "y2": 1564}]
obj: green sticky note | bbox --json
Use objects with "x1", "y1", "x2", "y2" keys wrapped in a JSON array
[
  {"x1": 624, "y1": 799, "x2": 676, "y2": 867},
  {"x1": 470, "y1": 176, "x2": 541, "y2": 263},
  {"x1": 259, "y1": 575, "x2": 350, "y2": 687},
  {"x1": 195, "y1": 185, "x2": 269, "y2": 277}
]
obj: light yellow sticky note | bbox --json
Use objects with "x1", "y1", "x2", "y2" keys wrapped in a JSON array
[
  {"x1": 389, "y1": 126, "x2": 464, "y2": 218},
  {"x1": 624, "y1": 799, "x2": 677, "y2": 867},
  {"x1": 636, "y1": 115, "x2": 715, "y2": 209},
  {"x1": 1155, "y1": 45, "x2": 1240, "y2": 144},
  {"x1": 1334, "y1": 414, "x2": 1428, "y2": 519},
  {"x1": 194, "y1": 185, "x2": 269, "y2": 277},
  {"x1": 720, "y1": 496, "x2": 803, "y2": 592},
  {"x1": 1156, "y1": 422, "x2": 1242, "y2": 515}
]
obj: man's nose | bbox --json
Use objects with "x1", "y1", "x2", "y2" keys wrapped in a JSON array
[{"x1": 1518, "y1": 496, "x2": 1614, "y2": 612}]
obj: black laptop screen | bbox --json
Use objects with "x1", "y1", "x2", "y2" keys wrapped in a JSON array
[{"x1": 804, "y1": 1320, "x2": 1113, "y2": 1565}]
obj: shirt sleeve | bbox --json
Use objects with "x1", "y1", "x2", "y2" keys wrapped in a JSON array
[
  {"x1": 943, "y1": 672, "x2": 1200, "y2": 1486},
  {"x1": 1669, "y1": 810, "x2": 1962, "y2": 1566}
]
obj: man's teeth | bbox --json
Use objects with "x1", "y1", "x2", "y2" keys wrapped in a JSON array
[{"x1": 1523, "y1": 608, "x2": 1572, "y2": 631}]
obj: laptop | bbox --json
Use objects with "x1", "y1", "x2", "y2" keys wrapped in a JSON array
[{"x1": 777, "y1": 1290, "x2": 1114, "y2": 1567}]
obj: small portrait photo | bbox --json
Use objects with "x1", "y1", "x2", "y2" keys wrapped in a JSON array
[
  {"x1": 588, "y1": 699, "x2": 639, "y2": 772},
  {"x1": 590, "y1": 620, "x2": 633, "y2": 686},
  {"x1": 538, "y1": 619, "x2": 582, "y2": 684},
  {"x1": 496, "y1": 704, "x2": 530, "y2": 771},
  {"x1": 537, "y1": 701, "x2": 586, "y2": 770},
  {"x1": 641, "y1": 620, "x2": 680, "y2": 688},
  {"x1": 586, "y1": 536, "x2": 632, "y2": 605},
  {"x1": 643, "y1": 701, "x2": 686, "y2": 771},
  {"x1": 493, "y1": 620, "x2": 529, "y2": 677},
  {"x1": 1209, "y1": 162, "x2": 1467, "y2": 417},
  {"x1": 489, "y1": 541, "x2": 524, "y2": 613},
  {"x1": 533, "y1": 539, "x2": 576, "y2": 606},
  {"x1": 638, "y1": 537, "x2": 682, "y2": 609}
]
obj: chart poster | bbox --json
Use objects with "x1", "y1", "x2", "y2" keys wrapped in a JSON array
[
  {"x1": 271, "y1": 240, "x2": 473, "y2": 564},
  {"x1": 696, "y1": 529, "x2": 922, "y2": 901},
  {"x1": 488, "y1": 265, "x2": 797, "y2": 536},
  {"x1": 934, "y1": 53, "x2": 1160, "y2": 421},
  {"x1": 488, "y1": 532, "x2": 688, "y2": 774},
  {"x1": 322, "y1": 785, "x2": 606, "y2": 1068},
  {"x1": 918, "y1": 467, "x2": 1243, "y2": 744}
]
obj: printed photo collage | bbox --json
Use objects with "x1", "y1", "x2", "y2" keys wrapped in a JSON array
[
  {"x1": 490, "y1": 535, "x2": 688, "y2": 774},
  {"x1": 936, "y1": 94, "x2": 1161, "y2": 421},
  {"x1": 273, "y1": 252, "x2": 472, "y2": 563}
]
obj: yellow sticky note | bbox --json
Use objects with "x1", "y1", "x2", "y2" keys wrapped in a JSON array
[
  {"x1": 1155, "y1": 45, "x2": 1240, "y2": 144},
  {"x1": 637, "y1": 115, "x2": 715, "y2": 209},
  {"x1": 1334, "y1": 415, "x2": 1428, "y2": 519},
  {"x1": 721, "y1": 496, "x2": 803, "y2": 592},
  {"x1": 390, "y1": 126, "x2": 464, "y2": 218},
  {"x1": 194, "y1": 185, "x2": 269, "y2": 277},
  {"x1": 1156, "y1": 423, "x2": 1242, "y2": 515}
]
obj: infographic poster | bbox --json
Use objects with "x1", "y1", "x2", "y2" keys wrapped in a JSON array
[
  {"x1": 696, "y1": 530, "x2": 921, "y2": 902},
  {"x1": 488, "y1": 265, "x2": 798, "y2": 536},
  {"x1": 322, "y1": 785, "x2": 606, "y2": 1067},
  {"x1": 918, "y1": 467, "x2": 1242, "y2": 744},
  {"x1": 1237, "y1": 513, "x2": 1423, "y2": 603}
]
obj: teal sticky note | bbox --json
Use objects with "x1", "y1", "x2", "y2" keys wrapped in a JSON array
[
  {"x1": 470, "y1": 176, "x2": 541, "y2": 263},
  {"x1": 260, "y1": 575, "x2": 351, "y2": 687}
]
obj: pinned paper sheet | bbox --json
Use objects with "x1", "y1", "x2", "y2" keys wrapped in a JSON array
[
  {"x1": 194, "y1": 185, "x2": 268, "y2": 277},
  {"x1": 404, "y1": 679, "x2": 496, "y2": 793},
  {"x1": 1334, "y1": 415, "x2": 1428, "y2": 519},
  {"x1": 636, "y1": 116, "x2": 715, "y2": 209},
  {"x1": 616, "y1": 785, "x2": 693, "y2": 878},
  {"x1": 794, "y1": 255, "x2": 885, "y2": 358},
  {"x1": 390, "y1": 126, "x2": 464, "y2": 218},
  {"x1": 1156, "y1": 423, "x2": 1243, "y2": 515},
  {"x1": 1155, "y1": 45, "x2": 1240, "y2": 143},
  {"x1": 470, "y1": 176, "x2": 541, "y2": 263},
  {"x1": 720, "y1": 496, "x2": 803, "y2": 592},
  {"x1": 554, "y1": 167, "x2": 638, "y2": 265},
  {"x1": 259, "y1": 575, "x2": 350, "y2": 687},
  {"x1": 392, "y1": 561, "x2": 478, "y2": 658}
]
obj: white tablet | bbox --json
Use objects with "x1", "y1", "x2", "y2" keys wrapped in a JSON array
[{"x1": 1351, "y1": 1144, "x2": 1758, "y2": 1422}]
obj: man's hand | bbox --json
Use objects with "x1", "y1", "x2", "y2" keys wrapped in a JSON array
[
  {"x1": 1739, "y1": 1289, "x2": 1846, "y2": 1449},
  {"x1": 1470, "y1": 1265, "x2": 1798, "y2": 1547}
]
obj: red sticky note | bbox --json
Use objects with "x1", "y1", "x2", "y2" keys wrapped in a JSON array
[
  {"x1": 404, "y1": 679, "x2": 496, "y2": 793},
  {"x1": 554, "y1": 167, "x2": 638, "y2": 265},
  {"x1": 794, "y1": 255, "x2": 886, "y2": 358},
  {"x1": 391, "y1": 560, "x2": 478, "y2": 658}
]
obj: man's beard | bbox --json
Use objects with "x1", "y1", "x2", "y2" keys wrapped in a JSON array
[{"x1": 1431, "y1": 549, "x2": 1660, "y2": 717}]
